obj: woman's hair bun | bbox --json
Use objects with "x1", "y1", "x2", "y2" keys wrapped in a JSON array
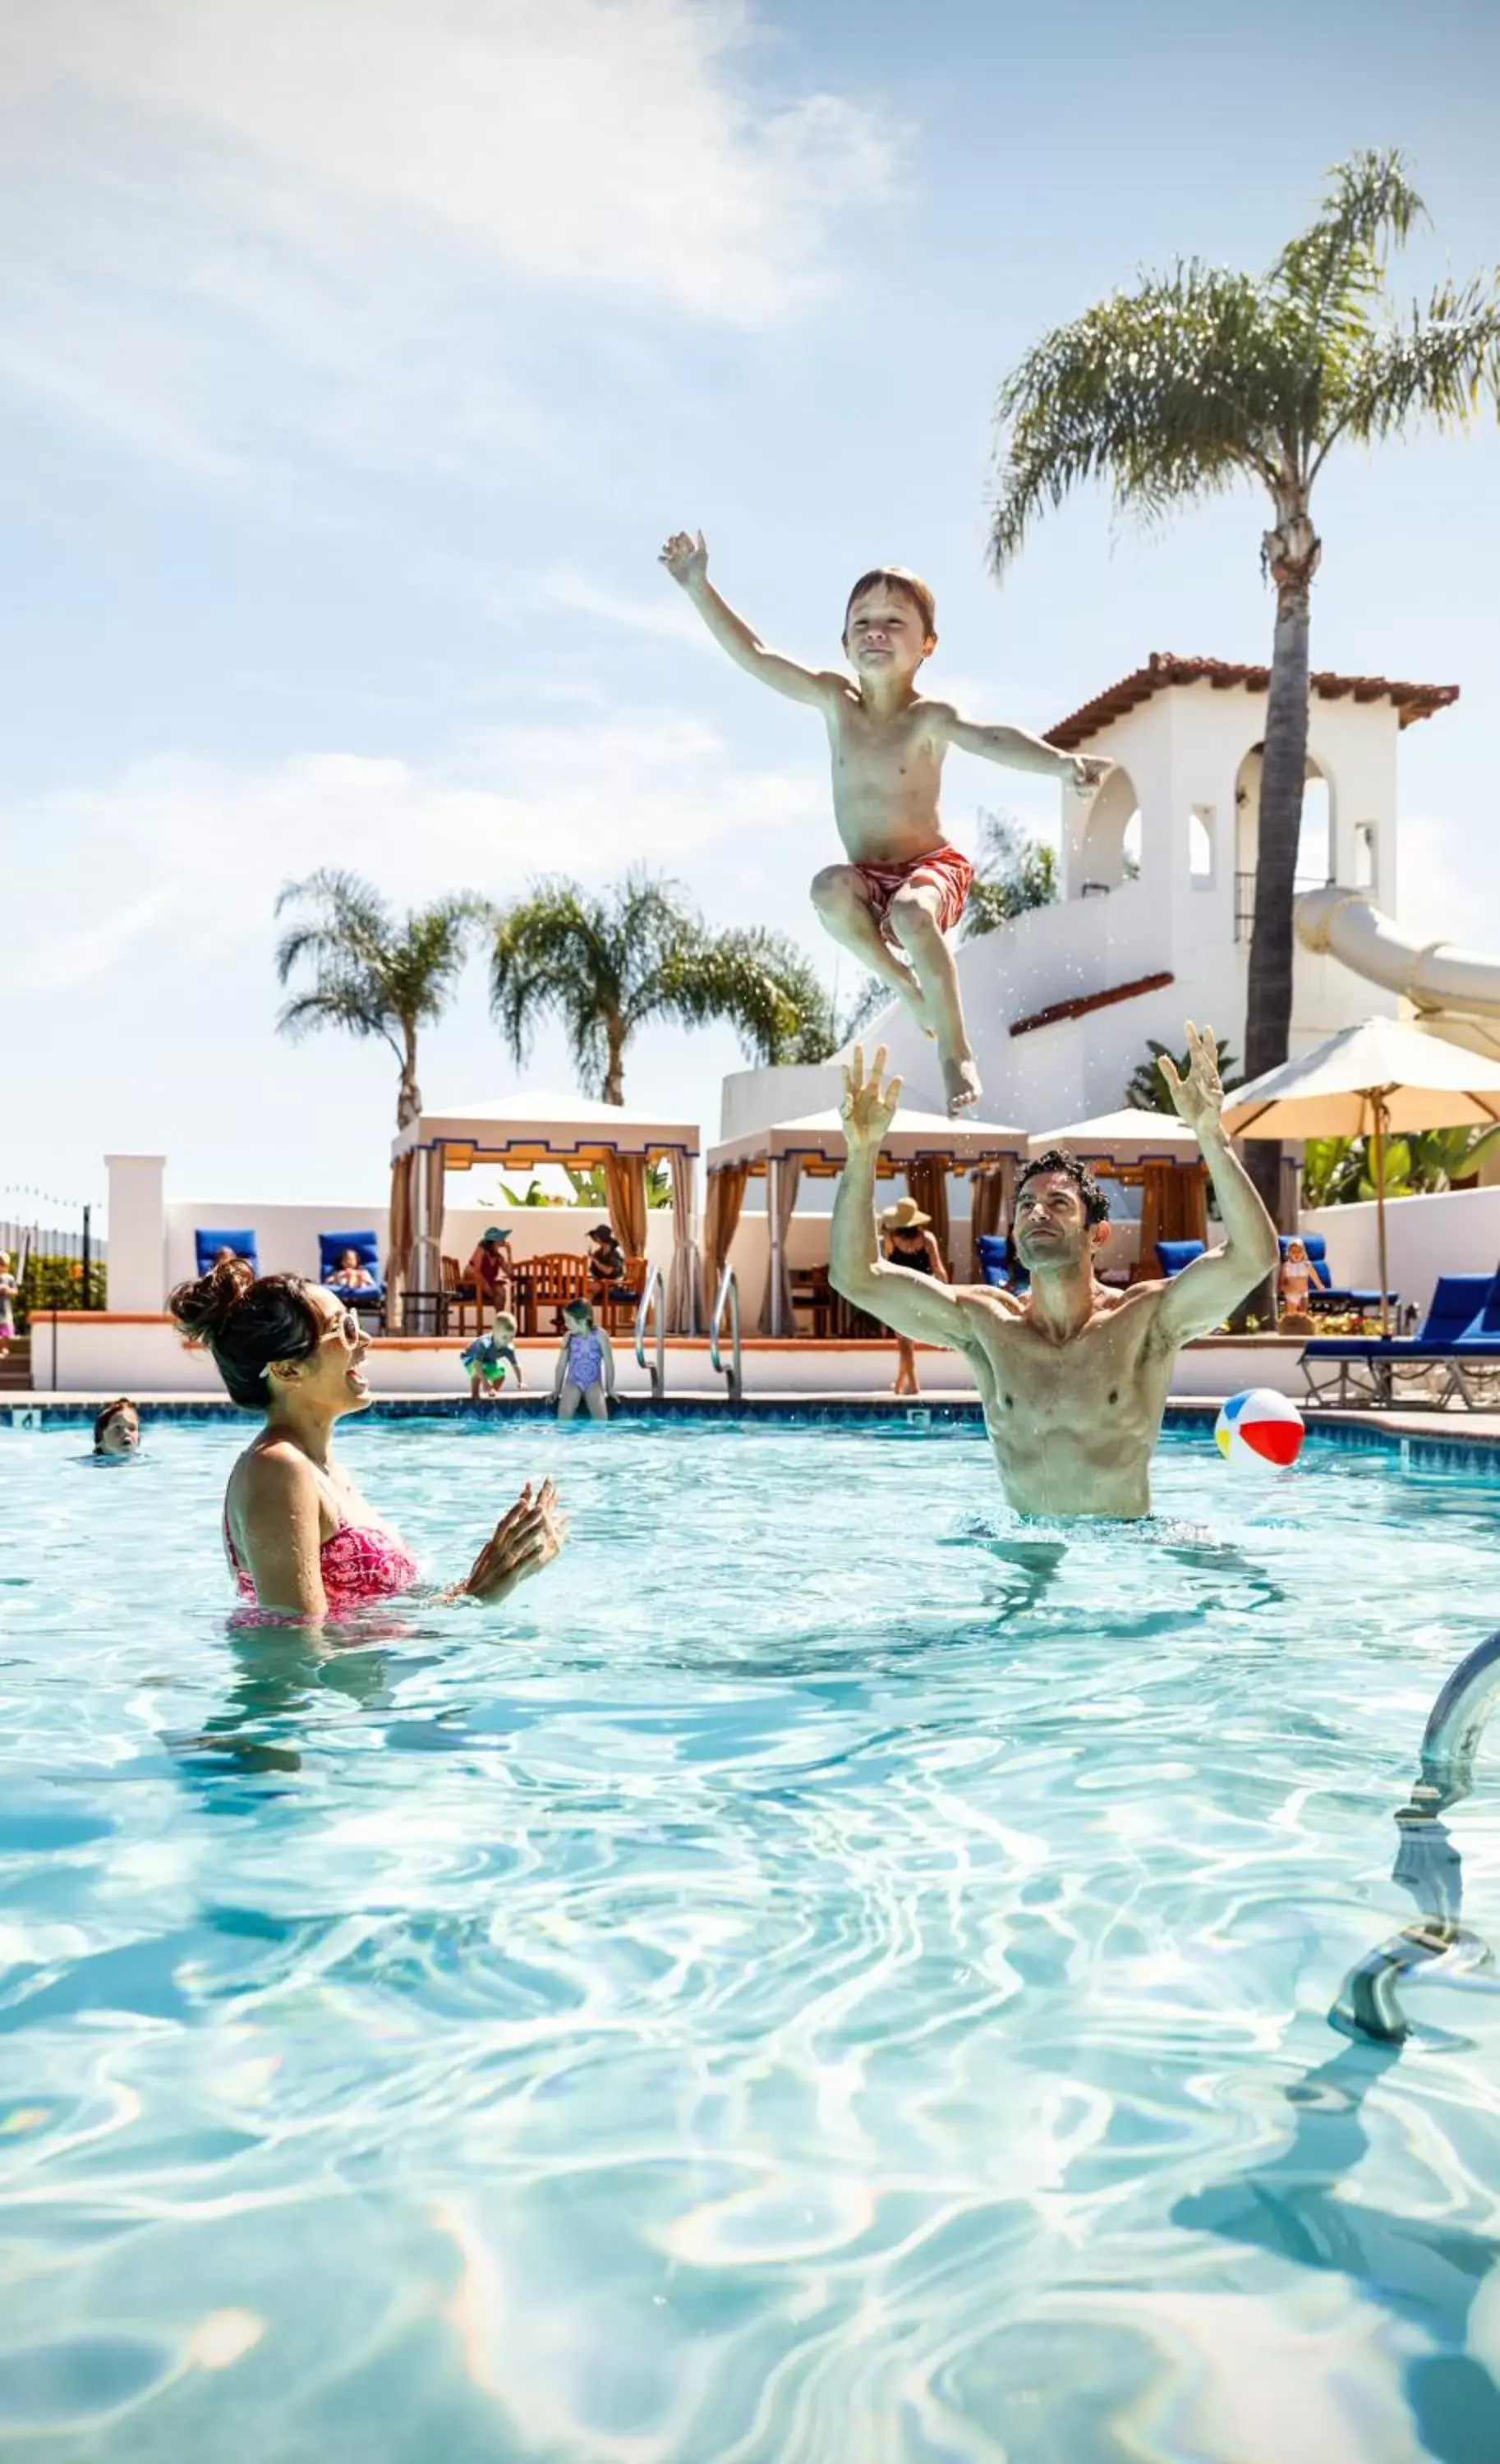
[{"x1": 169, "y1": 1253, "x2": 255, "y2": 1342}]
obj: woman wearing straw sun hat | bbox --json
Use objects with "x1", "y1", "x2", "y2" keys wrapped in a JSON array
[{"x1": 880, "y1": 1196, "x2": 949, "y2": 1396}]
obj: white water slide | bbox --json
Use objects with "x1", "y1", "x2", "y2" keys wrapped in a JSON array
[{"x1": 1297, "y1": 885, "x2": 1500, "y2": 1062}]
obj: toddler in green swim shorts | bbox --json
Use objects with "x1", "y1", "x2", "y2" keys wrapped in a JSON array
[{"x1": 461, "y1": 1312, "x2": 522, "y2": 1401}]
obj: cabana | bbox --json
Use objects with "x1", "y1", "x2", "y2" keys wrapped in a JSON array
[
  {"x1": 390, "y1": 1091, "x2": 702, "y2": 1331},
  {"x1": 705, "y1": 1104, "x2": 1026, "y2": 1335},
  {"x1": 1026, "y1": 1108, "x2": 1208, "y2": 1276}
]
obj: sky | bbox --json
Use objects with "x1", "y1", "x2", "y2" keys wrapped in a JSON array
[{"x1": 3, "y1": 0, "x2": 1498, "y2": 1217}]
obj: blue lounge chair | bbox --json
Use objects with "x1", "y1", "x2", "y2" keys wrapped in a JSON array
[
  {"x1": 1156, "y1": 1239, "x2": 1206, "y2": 1277},
  {"x1": 1302, "y1": 1271, "x2": 1500, "y2": 1409},
  {"x1": 195, "y1": 1229, "x2": 259, "y2": 1278},
  {"x1": 976, "y1": 1233, "x2": 1027, "y2": 1292},
  {"x1": 318, "y1": 1230, "x2": 385, "y2": 1319}
]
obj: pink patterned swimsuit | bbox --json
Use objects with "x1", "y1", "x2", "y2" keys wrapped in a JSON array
[{"x1": 225, "y1": 1515, "x2": 419, "y2": 1616}]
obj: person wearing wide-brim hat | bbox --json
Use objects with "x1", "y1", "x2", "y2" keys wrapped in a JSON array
[
  {"x1": 879, "y1": 1197, "x2": 948, "y2": 1396},
  {"x1": 586, "y1": 1220, "x2": 627, "y2": 1304},
  {"x1": 465, "y1": 1225, "x2": 513, "y2": 1325}
]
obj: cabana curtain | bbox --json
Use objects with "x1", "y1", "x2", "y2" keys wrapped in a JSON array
[
  {"x1": 602, "y1": 1152, "x2": 648, "y2": 1262},
  {"x1": 760, "y1": 1157, "x2": 802, "y2": 1335},
  {"x1": 904, "y1": 1160, "x2": 950, "y2": 1277},
  {"x1": 703, "y1": 1165, "x2": 748, "y2": 1304},
  {"x1": 664, "y1": 1151, "x2": 702, "y2": 1334},
  {"x1": 968, "y1": 1161, "x2": 1012, "y2": 1280},
  {"x1": 386, "y1": 1150, "x2": 415, "y2": 1315},
  {"x1": 1139, "y1": 1161, "x2": 1208, "y2": 1267}
]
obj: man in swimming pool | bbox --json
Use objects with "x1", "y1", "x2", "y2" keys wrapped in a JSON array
[{"x1": 830, "y1": 1025, "x2": 1280, "y2": 1519}]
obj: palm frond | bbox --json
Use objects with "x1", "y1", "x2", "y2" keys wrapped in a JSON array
[
  {"x1": 1272, "y1": 148, "x2": 1425, "y2": 328},
  {"x1": 990, "y1": 262, "x2": 1294, "y2": 569},
  {"x1": 1318, "y1": 274, "x2": 1500, "y2": 462}
]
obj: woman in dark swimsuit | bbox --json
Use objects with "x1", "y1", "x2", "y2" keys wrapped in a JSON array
[{"x1": 879, "y1": 1196, "x2": 950, "y2": 1397}]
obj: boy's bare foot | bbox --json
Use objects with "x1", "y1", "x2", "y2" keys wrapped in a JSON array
[
  {"x1": 943, "y1": 1050, "x2": 982, "y2": 1115},
  {"x1": 892, "y1": 968, "x2": 937, "y2": 1040}
]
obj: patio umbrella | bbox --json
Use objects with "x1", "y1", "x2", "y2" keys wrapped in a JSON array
[{"x1": 1222, "y1": 1017, "x2": 1500, "y2": 1336}]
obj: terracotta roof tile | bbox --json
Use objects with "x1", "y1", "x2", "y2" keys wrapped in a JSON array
[
  {"x1": 1045, "y1": 654, "x2": 1460, "y2": 751},
  {"x1": 1010, "y1": 969, "x2": 1175, "y2": 1039}
]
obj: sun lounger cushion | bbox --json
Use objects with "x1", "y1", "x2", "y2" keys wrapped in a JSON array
[
  {"x1": 976, "y1": 1233, "x2": 1011, "y2": 1289},
  {"x1": 195, "y1": 1229, "x2": 259, "y2": 1278},
  {"x1": 1156, "y1": 1240, "x2": 1206, "y2": 1278}
]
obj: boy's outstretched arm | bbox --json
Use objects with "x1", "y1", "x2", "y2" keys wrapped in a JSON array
[
  {"x1": 660, "y1": 530, "x2": 840, "y2": 708},
  {"x1": 933, "y1": 703, "x2": 1109, "y2": 792}
]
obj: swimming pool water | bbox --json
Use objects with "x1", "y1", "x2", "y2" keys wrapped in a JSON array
[{"x1": 2, "y1": 1419, "x2": 1499, "y2": 2462}]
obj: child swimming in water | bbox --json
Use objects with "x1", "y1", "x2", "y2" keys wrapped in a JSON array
[
  {"x1": 461, "y1": 1313, "x2": 523, "y2": 1402},
  {"x1": 659, "y1": 531, "x2": 1108, "y2": 1114},
  {"x1": 554, "y1": 1299, "x2": 615, "y2": 1423}
]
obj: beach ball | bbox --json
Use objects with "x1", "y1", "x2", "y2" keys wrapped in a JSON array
[{"x1": 1214, "y1": 1387, "x2": 1305, "y2": 1471}]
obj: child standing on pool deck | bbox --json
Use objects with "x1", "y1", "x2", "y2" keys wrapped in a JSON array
[
  {"x1": 462, "y1": 1312, "x2": 523, "y2": 1402},
  {"x1": 554, "y1": 1299, "x2": 615, "y2": 1423},
  {"x1": 659, "y1": 531, "x2": 1109, "y2": 1114}
]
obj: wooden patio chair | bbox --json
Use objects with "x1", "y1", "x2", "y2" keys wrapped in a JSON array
[
  {"x1": 441, "y1": 1255, "x2": 481, "y2": 1338},
  {"x1": 789, "y1": 1265, "x2": 833, "y2": 1340},
  {"x1": 598, "y1": 1254, "x2": 647, "y2": 1333}
]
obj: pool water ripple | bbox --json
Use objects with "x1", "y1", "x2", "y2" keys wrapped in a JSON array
[{"x1": 2, "y1": 1419, "x2": 1500, "y2": 2460}]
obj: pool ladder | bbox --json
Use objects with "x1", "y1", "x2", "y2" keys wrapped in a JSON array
[
  {"x1": 710, "y1": 1261, "x2": 743, "y2": 1407},
  {"x1": 633, "y1": 1263, "x2": 665, "y2": 1400},
  {"x1": 1333, "y1": 1630, "x2": 1500, "y2": 2044}
]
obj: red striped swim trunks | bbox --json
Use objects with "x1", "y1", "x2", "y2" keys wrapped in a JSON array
[{"x1": 853, "y1": 844, "x2": 975, "y2": 940}]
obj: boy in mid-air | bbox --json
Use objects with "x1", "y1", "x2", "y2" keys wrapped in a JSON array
[{"x1": 660, "y1": 531, "x2": 1107, "y2": 1113}]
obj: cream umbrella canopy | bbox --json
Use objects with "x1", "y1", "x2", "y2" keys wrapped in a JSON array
[{"x1": 1222, "y1": 1018, "x2": 1500, "y2": 1335}]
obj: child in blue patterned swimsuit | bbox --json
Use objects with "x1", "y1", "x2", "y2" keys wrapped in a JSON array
[{"x1": 554, "y1": 1299, "x2": 616, "y2": 1423}]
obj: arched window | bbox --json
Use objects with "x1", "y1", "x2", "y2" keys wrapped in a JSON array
[{"x1": 1189, "y1": 806, "x2": 1214, "y2": 885}]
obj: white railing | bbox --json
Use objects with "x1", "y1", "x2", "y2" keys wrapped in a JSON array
[
  {"x1": 633, "y1": 1262, "x2": 665, "y2": 1401},
  {"x1": 709, "y1": 1260, "x2": 743, "y2": 1406}
]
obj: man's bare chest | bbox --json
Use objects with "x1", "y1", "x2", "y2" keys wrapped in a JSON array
[{"x1": 975, "y1": 1308, "x2": 1162, "y2": 1428}]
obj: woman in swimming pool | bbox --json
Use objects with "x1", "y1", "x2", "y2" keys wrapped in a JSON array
[{"x1": 170, "y1": 1256, "x2": 565, "y2": 1624}]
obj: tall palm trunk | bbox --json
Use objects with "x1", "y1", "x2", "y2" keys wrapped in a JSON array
[
  {"x1": 1242, "y1": 499, "x2": 1320, "y2": 1231},
  {"x1": 397, "y1": 1022, "x2": 421, "y2": 1130},
  {"x1": 603, "y1": 1022, "x2": 626, "y2": 1107}
]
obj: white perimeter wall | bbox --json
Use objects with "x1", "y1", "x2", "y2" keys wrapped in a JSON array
[
  {"x1": 29, "y1": 1314, "x2": 1303, "y2": 1401},
  {"x1": 1302, "y1": 1185, "x2": 1500, "y2": 1321}
]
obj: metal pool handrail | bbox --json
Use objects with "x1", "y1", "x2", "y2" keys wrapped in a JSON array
[
  {"x1": 634, "y1": 1263, "x2": 665, "y2": 1402},
  {"x1": 709, "y1": 1260, "x2": 742, "y2": 1406},
  {"x1": 1332, "y1": 1627, "x2": 1500, "y2": 2045}
]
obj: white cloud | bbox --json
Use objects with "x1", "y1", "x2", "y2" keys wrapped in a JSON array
[
  {"x1": 0, "y1": 0, "x2": 897, "y2": 484},
  {"x1": 3, "y1": 713, "x2": 826, "y2": 995}
]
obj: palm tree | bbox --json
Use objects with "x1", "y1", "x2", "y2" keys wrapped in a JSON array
[
  {"x1": 488, "y1": 871, "x2": 847, "y2": 1102},
  {"x1": 274, "y1": 870, "x2": 484, "y2": 1128},
  {"x1": 962, "y1": 809, "x2": 1060, "y2": 940},
  {"x1": 1125, "y1": 1035, "x2": 1240, "y2": 1115},
  {"x1": 990, "y1": 147, "x2": 1500, "y2": 1218}
]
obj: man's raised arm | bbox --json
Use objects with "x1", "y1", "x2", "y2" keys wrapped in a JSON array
[
  {"x1": 830, "y1": 1047, "x2": 982, "y2": 1350},
  {"x1": 659, "y1": 529, "x2": 839, "y2": 708},
  {"x1": 1153, "y1": 1023, "x2": 1281, "y2": 1345},
  {"x1": 934, "y1": 705, "x2": 1107, "y2": 793}
]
